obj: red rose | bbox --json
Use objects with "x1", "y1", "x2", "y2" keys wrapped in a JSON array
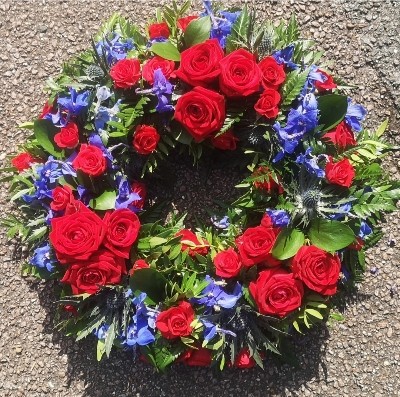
[
  {"x1": 54, "y1": 122, "x2": 79, "y2": 149},
  {"x1": 234, "y1": 348, "x2": 256, "y2": 369},
  {"x1": 323, "y1": 121, "x2": 356, "y2": 149},
  {"x1": 63, "y1": 305, "x2": 78, "y2": 316},
  {"x1": 292, "y1": 245, "x2": 341, "y2": 296},
  {"x1": 214, "y1": 247, "x2": 242, "y2": 278},
  {"x1": 61, "y1": 249, "x2": 126, "y2": 295},
  {"x1": 219, "y1": 48, "x2": 261, "y2": 97},
  {"x1": 51, "y1": 185, "x2": 74, "y2": 212},
  {"x1": 177, "y1": 16, "x2": 198, "y2": 31},
  {"x1": 142, "y1": 56, "x2": 175, "y2": 85},
  {"x1": 64, "y1": 199, "x2": 90, "y2": 215},
  {"x1": 235, "y1": 225, "x2": 280, "y2": 267},
  {"x1": 252, "y1": 166, "x2": 284, "y2": 194},
  {"x1": 50, "y1": 209, "x2": 105, "y2": 264},
  {"x1": 131, "y1": 181, "x2": 147, "y2": 209},
  {"x1": 103, "y1": 209, "x2": 141, "y2": 259},
  {"x1": 72, "y1": 144, "x2": 106, "y2": 177},
  {"x1": 156, "y1": 301, "x2": 195, "y2": 339},
  {"x1": 11, "y1": 152, "x2": 42, "y2": 172},
  {"x1": 110, "y1": 58, "x2": 141, "y2": 89},
  {"x1": 148, "y1": 22, "x2": 170, "y2": 39},
  {"x1": 260, "y1": 213, "x2": 274, "y2": 228},
  {"x1": 174, "y1": 86, "x2": 225, "y2": 142},
  {"x1": 129, "y1": 259, "x2": 150, "y2": 276},
  {"x1": 254, "y1": 89, "x2": 281, "y2": 118},
  {"x1": 182, "y1": 348, "x2": 212, "y2": 367},
  {"x1": 210, "y1": 130, "x2": 238, "y2": 150},
  {"x1": 249, "y1": 268, "x2": 304, "y2": 317},
  {"x1": 175, "y1": 39, "x2": 224, "y2": 87},
  {"x1": 315, "y1": 69, "x2": 337, "y2": 91},
  {"x1": 258, "y1": 56, "x2": 286, "y2": 89},
  {"x1": 176, "y1": 229, "x2": 209, "y2": 257},
  {"x1": 133, "y1": 125, "x2": 160, "y2": 155},
  {"x1": 325, "y1": 157, "x2": 355, "y2": 188}
]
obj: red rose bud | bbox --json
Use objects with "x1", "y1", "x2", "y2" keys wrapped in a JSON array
[
  {"x1": 133, "y1": 125, "x2": 160, "y2": 155},
  {"x1": 177, "y1": 15, "x2": 198, "y2": 31},
  {"x1": 142, "y1": 56, "x2": 175, "y2": 85},
  {"x1": 176, "y1": 229, "x2": 209, "y2": 257},
  {"x1": 103, "y1": 209, "x2": 141, "y2": 259},
  {"x1": 50, "y1": 185, "x2": 74, "y2": 211},
  {"x1": 249, "y1": 268, "x2": 304, "y2": 317},
  {"x1": 254, "y1": 89, "x2": 281, "y2": 119},
  {"x1": 348, "y1": 236, "x2": 365, "y2": 251},
  {"x1": 155, "y1": 301, "x2": 195, "y2": 339},
  {"x1": 219, "y1": 48, "x2": 261, "y2": 97},
  {"x1": 131, "y1": 181, "x2": 147, "y2": 209},
  {"x1": 213, "y1": 247, "x2": 242, "y2": 278},
  {"x1": 323, "y1": 121, "x2": 356, "y2": 149},
  {"x1": 252, "y1": 166, "x2": 284, "y2": 194},
  {"x1": 54, "y1": 121, "x2": 80, "y2": 149},
  {"x1": 234, "y1": 348, "x2": 256, "y2": 369},
  {"x1": 11, "y1": 152, "x2": 43, "y2": 172},
  {"x1": 210, "y1": 130, "x2": 238, "y2": 151},
  {"x1": 110, "y1": 58, "x2": 141, "y2": 89},
  {"x1": 72, "y1": 144, "x2": 107, "y2": 177},
  {"x1": 174, "y1": 86, "x2": 225, "y2": 142},
  {"x1": 63, "y1": 305, "x2": 78, "y2": 316},
  {"x1": 129, "y1": 259, "x2": 150, "y2": 276},
  {"x1": 258, "y1": 56, "x2": 286, "y2": 90},
  {"x1": 148, "y1": 22, "x2": 170, "y2": 39},
  {"x1": 39, "y1": 99, "x2": 56, "y2": 119},
  {"x1": 325, "y1": 157, "x2": 355, "y2": 188},
  {"x1": 60, "y1": 249, "x2": 126, "y2": 295},
  {"x1": 182, "y1": 348, "x2": 212, "y2": 367},
  {"x1": 315, "y1": 69, "x2": 337, "y2": 91},
  {"x1": 292, "y1": 245, "x2": 341, "y2": 296},
  {"x1": 175, "y1": 39, "x2": 224, "y2": 87}
]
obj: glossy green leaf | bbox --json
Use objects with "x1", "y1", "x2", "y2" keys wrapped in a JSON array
[
  {"x1": 183, "y1": 16, "x2": 212, "y2": 47},
  {"x1": 150, "y1": 41, "x2": 181, "y2": 61},
  {"x1": 33, "y1": 119, "x2": 62, "y2": 157},
  {"x1": 272, "y1": 228, "x2": 305, "y2": 260},
  {"x1": 317, "y1": 94, "x2": 348, "y2": 132},
  {"x1": 89, "y1": 190, "x2": 116, "y2": 210},
  {"x1": 129, "y1": 268, "x2": 169, "y2": 304}
]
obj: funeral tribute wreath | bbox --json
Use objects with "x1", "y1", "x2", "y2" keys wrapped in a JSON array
[{"x1": 3, "y1": 1, "x2": 400, "y2": 371}]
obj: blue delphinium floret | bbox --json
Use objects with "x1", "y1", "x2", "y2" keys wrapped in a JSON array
[
  {"x1": 30, "y1": 243, "x2": 55, "y2": 272},
  {"x1": 266, "y1": 209, "x2": 290, "y2": 227},
  {"x1": 152, "y1": 69, "x2": 174, "y2": 113},
  {"x1": 296, "y1": 147, "x2": 327, "y2": 178},
  {"x1": 96, "y1": 33, "x2": 134, "y2": 65},
  {"x1": 345, "y1": 98, "x2": 367, "y2": 132},
  {"x1": 272, "y1": 44, "x2": 298, "y2": 69}
]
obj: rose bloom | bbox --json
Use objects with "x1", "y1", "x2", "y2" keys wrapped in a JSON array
[
  {"x1": 129, "y1": 259, "x2": 150, "y2": 276},
  {"x1": 175, "y1": 39, "x2": 224, "y2": 87},
  {"x1": 103, "y1": 209, "x2": 141, "y2": 259},
  {"x1": 252, "y1": 166, "x2": 284, "y2": 194},
  {"x1": 72, "y1": 144, "x2": 107, "y2": 177},
  {"x1": 234, "y1": 348, "x2": 256, "y2": 369},
  {"x1": 254, "y1": 89, "x2": 281, "y2": 119},
  {"x1": 235, "y1": 225, "x2": 280, "y2": 267},
  {"x1": 142, "y1": 56, "x2": 175, "y2": 85},
  {"x1": 325, "y1": 157, "x2": 355, "y2": 188},
  {"x1": 219, "y1": 48, "x2": 261, "y2": 97},
  {"x1": 148, "y1": 22, "x2": 170, "y2": 39},
  {"x1": 210, "y1": 130, "x2": 238, "y2": 151},
  {"x1": 177, "y1": 15, "x2": 198, "y2": 31},
  {"x1": 155, "y1": 301, "x2": 195, "y2": 339},
  {"x1": 50, "y1": 206, "x2": 105, "y2": 264},
  {"x1": 181, "y1": 348, "x2": 212, "y2": 367},
  {"x1": 131, "y1": 181, "x2": 147, "y2": 209},
  {"x1": 315, "y1": 69, "x2": 337, "y2": 91},
  {"x1": 50, "y1": 185, "x2": 74, "y2": 211},
  {"x1": 54, "y1": 121, "x2": 80, "y2": 149},
  {"x1": 133, "y1": 125, "x2": 160, "y2": 155},
  {"x1": 258, "y1": 56, "x2": 286, "y2": 89},
  {"x1": 61, "y1": 249, "x2": 126, "y2": 295},
  {"x1": 249, "y1": 268, "x2": 304, "y2": 317},
  {"x1": 323, "y1": 121, "x2": 356, "y2": 149},
  {"x1": 110, "y1": 58, "x2": 141, "y2": 89},
  {"x1": 292, "y1": 245, "x2": 341, "y2": 295},
  {"x1": 174, "y1": 86, "x2": 225, "y2": 142},
  {"x1": 176, "y1": 229, "x2": 209, "y2": 257},
  {"x1": 11, "y1": 152, "x2": 42, "y2": 172},
  {"x1": 213, "y1": 247, "x2": 242, "y2": 278}
]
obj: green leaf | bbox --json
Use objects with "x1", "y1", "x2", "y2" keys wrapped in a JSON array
[
  {"x1": 375, "y1": 118, "x2": 388, "y2": 138},
  {"x1": 183, "y1": 16, "x2": 212, "y2": 47},
  {"x1": 317, "y1": 94, "x2": 348, "y2": 132},
  {"x1": 272, "y1": 228, "x2": 305, "y2": 260},
  {"x1": 33, "y1": 119, "x2": 62, "y2": 157},
  {"x1": 18, "y1": 121, "x2": 35, "y2": 129},
  {"x1": 281, "y1": 69, "x2": 309, "y2": 107},
  {"x1": 105, "y1": 320, "x2": 116, "y2": 358},
  {"x1": 305, "y1": 308, "x2": 323, "y2": 320},
  {"x1": 129, "y1": 268, "x2": 169, "y2": 304},
  {"x1": 97, "y1": 339, "x2": 106, "y2": 361},
  {"x1": 308, "y1": 219, "x2": 355, "y2": 252},
  {"x1": 89, "y1": 190, "x2": 116, "y2": 210},
  {"x1": 150, "y1": 41, "x2": 181, "y2": 61},
  {"x1": 225, "y1": 5, "x2": 249, "y2": 53}
]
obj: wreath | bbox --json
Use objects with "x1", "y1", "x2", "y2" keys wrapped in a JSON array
[{"x1": 3, "y1": 1, "x2": 400, "y2": 371}]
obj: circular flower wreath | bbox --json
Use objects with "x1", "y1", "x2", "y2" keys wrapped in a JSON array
[{"x1": 5, "y1": 1, "x2": 400, "y2": 371}]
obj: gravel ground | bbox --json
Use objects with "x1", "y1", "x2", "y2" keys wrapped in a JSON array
[{"x1": 0, "y1": 1, "x2": 400, "y2": 396}]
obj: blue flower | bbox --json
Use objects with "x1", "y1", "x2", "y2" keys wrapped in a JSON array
[
  {"x1": 30, "y1": 243, "x2": 55, "y2": 272},
  {"x1": 57, "y1": 88, "x2": 90, "y2": 122},
  {"x1": 296, "y1": 147, "x2": 327, "y2": 178},
  {"x1": 359, "y1": 221, "x2": 372, "y2": 239},
  {"x1": 299, "y1": 65, "x2": 325, "y2": 97},
  {"x1": 152, "y1": 69, "x2": 174, "y2": 113},
  {"x1": 266, "y1": 209, "x2": 290, "y2": 227},
  {"x1": 272, "y1": 45, "x2": 298, "y2": 69},
  {"x1": 329, "y1": 202, "x2": 352, "y2": 220},
  {"x1": 96, "y1": 33, "x2": 134, "y2": 65},
  {"x1": 95, "y1": 324, "x2": 109, "y2": 340},
  {"x1": 200, "y1": 319, "x2": 236, "y2": 342},
  {"x1": 115, "y1": 176, "x2": 141, "y2": 210},
  {"x1": 211, "y1": 215, "x2": 230, "y2": 229},
  {"x1": 345, "y1": 98, "x2": 367, "y2": 132},
  {"x1": 96, "y1": 86, "x2": 111, "y2": 102}
]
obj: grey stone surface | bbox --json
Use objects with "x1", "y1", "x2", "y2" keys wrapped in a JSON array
[{"x1": 0, "y1": 1, "x2": 399, "y2": 396}]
